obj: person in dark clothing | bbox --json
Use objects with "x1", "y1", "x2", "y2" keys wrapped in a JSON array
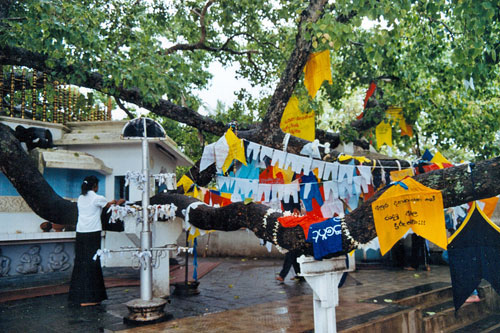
[
  {"x1": 276, "y1": 249, "x2": 304, "y2": 282},
  {"x1": 404, "y1": 234, "x2": 431, "y2": 271},
  {"x1": 68, "y1": 175, "x2": 124, "y2": 306},
  {"x1": 276, "y1": 201, "x2": 305, "y2": 283}
]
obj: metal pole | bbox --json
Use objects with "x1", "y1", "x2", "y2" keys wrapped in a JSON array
[
  {"x1": 185, "y1": 232, "x2": 189, "y2": 285},
  {"x1": 140, "y1": 118, "x2": 152, "y2": 301}
]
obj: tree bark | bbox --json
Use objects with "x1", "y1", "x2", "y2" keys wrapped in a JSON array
[
  {"x1": 0, "y1": 123, "x2": 77, "y2": 225},
  {"x1": 167, "y1": 157, "x2": 500, "y2": 254},
  {"x1": 2, "y1": 117, "x2": 500, "y2": 254}
]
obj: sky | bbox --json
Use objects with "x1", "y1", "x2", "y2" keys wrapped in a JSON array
[
  {"x1": 113, "y1": 62, "x2": 263, "y2": 119},
  {"x1": 196, "y1": 62, "x2": 265, "y2": 114}
]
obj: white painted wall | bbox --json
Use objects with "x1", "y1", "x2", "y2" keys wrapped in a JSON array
[
  {"x1": 0, "y1": 212, "x2": 45, "y2": 233},
  {"x1": 68, "y1": 142, "x2": 177, "y2": 202}
]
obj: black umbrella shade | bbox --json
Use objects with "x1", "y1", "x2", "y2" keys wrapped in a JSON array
[{"x1": 121, "y1": 117, "x2": 166, "y2": 139}]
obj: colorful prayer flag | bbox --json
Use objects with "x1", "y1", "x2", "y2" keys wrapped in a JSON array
[
  {"x1": 280, "y1": 96, "x2": 315, "y2": 141},
  {"x1": 371, "y1": 178, "x2": 447, "y2": 255},
  {"x1": 222, "y1": 128, "x2": 247, "y2": 172},
  {"x1": 375, "y1": 121, "x2": 392, "y2": 149},
  {"x1": 177, "y1": 175, "x2": 194, "y2": 193},
  {"x1": 303, "y1": 50, "x2": 332, "y2": 98},
  {"x1": 430, "y1": 151, "x2": 451, "y2": 165}
]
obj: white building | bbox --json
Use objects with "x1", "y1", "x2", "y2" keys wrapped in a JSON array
[{"x1": 0, "y1": 117, "x2": 192, "y2": 296}]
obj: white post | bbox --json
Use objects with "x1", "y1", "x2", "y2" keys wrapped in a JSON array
[
  {"x1": 140, "y1": 119, "x2": 152, "y2": 301},
  {"x1": 297, "y1": 255, "x2": 348, "y2": 333}
]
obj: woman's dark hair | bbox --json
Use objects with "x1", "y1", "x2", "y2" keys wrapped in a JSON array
[{"x1": 81, "y1": 175, "x2": 99, "y2": 195}]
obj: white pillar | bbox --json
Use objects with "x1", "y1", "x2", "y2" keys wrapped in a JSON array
[
  {"x1": 140, "y1": 134, "x2": 152, "y2": 301},
  {"x1": 297, "y1": 255, "x2": 348, "y2": 333}
]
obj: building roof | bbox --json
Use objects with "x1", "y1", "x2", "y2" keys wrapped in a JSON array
[
  {"x1": 53, "y1": 120, "x2": 193, "y2": 167},
  {"x1": 30, "y1": 148, "x2": 113, "y2": 174}
]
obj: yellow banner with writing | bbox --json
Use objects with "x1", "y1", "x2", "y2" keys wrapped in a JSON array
[
  {"x1": 280, "y1": 96, "x2": 315, "y2": 142},
  {"x1": 371, "y1": 177, "x2": 447, "y2": 255}
]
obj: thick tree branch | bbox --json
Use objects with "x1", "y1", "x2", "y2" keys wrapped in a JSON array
[
  {"x1": 114, "y1": 97, "x2": 135, "y2": 120},
  {"x1": 0, "y1": 123, "x2": 78, "y2": 225},
  {"x1": 3, "y1": 111, "x2": 499, "y2": 255},
  {"x1": 260, "y1": 0, "x2": 328, "y2": 140},
  {"x1": 0, "y1": 45, "x2": 229, "y2": 136},
  {"x1": 163, "y1": 0, "x2": 259, "y2": 57}
]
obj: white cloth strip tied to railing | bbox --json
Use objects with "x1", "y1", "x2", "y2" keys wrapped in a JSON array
[
  {"x1": 148, "y1": 203, "x2": 177, "y2": 222},
  {"x1": 93, "y1": 249, "x2": 111, "y2": 261},
  {"x1": 125, "y1": 171, "x2": 147, "y2": 190},
  {"x1": 107, "y1": 203, "x2": 177, "y2": 223},
  {"x1": 176, "y1": 246, "x2": 194, "y2": 255},
  {"x1": 152, "y1": 173, "x2": 177, "y2": 190},
  {"x1": 133, "y1": 250, "x2": 152, "y2": 269},
  {"x1": 107, "y1": 204, "x2": 142, "y2": 224}
]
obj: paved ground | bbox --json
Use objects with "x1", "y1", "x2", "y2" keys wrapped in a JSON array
[{"x1": 0, "y1": 257, "x2": 453, "y2": 333}]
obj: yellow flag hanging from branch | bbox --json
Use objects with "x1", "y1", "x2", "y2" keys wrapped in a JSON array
[
  {"x1": 387, "y1": 106, "x2": 412, "y2": 137},
  {"x1": 304, "y1": 50, "x2": 332, "y2": 98},
  {"x1": 371, "y1": 178, "x2": 447, "y2": 255},
  {"x1": 177, "y1": 175, "x2": 194, "y2": 193},
  {"x1": 280, "y1": 96, "x2": 315, "y2": 141},
  {"x1": 375, "y1": 121, "x2": 392, "y2": 149},
  {"x1": 222, "y1": 128, "x2": 247, "y2": 172}
]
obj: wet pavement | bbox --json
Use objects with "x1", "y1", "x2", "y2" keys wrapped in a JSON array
[{"x1": 0, "y1": 257, "x2": 453, "y2": 332}]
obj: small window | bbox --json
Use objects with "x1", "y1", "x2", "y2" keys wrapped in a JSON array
[{"x1": 114, "y1": 176, "x2": 129, "y2": 201}]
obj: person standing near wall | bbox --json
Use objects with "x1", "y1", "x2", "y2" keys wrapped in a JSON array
[{"x1": 68, "y1": 175, "x2": 125, "y2": 306}]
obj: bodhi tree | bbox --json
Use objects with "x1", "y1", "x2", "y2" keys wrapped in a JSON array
[{"x1": 1, "y1": 0, "x2": 500, "y2": 255}]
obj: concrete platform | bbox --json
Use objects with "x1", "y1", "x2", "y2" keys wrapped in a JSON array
[{"x1": 0, "y1": 257, "x2": 496, "y2": 332}]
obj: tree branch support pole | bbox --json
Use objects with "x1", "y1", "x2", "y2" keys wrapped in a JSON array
[{"x1": 297, "y1": 255, "x2": 347, "y2": 333}]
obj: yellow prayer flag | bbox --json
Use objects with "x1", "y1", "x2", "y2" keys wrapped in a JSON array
[
  {"x1": 187, "y1": 227, "x2": 201, "y2": 242},
  {"x1": 338, "y1": 155, "x2": 353, "y2": 162},
  {"x1": 280, "y1": 96, "x2": 315, "y2": 141},
  {"x1": 338, "y1": 155, "x2": 371, "y2": 164},
  {"x1": 430, "y1": 151, "x2": 451, "y2": 164},
  {"x1": 354, "y1": 156, "x2": 371, "y2": 164},
  {"x1": 189, "y1": 185, "x2": 205, "y2": 201},
  {"x1": 479, "y1": 196, "x2": 499, "y2": 218},
  {"x1": 400, "y1": 123, "x2": 413, "y2": 137},
  {"x1": 390, "y1": 168, "x2": 414, "y2": 182},
  {"x1": 177, "y1": 175, "x2": 194, "y2": 193},
  {"x1": 387, "y1": 107, "x2": 412, "y2": 137},
  {"x1": 371, "y1": 178, "x2": 447, "y2": 255},
  {"x1": 222, "y1": 129, "x2": 247, "y2": 172},
  {"x1": 303, "y1": 50, "x2": 332, "y2": 98},
  {"x1": 386, "y1": 107, "x2": 403, "y2": 122},
  {"x1": 376, "y1": 121, "x2": 392, "y2": 149},
  {"x1": 281, "y1": 167, "x2": 295, "y2": 184}
]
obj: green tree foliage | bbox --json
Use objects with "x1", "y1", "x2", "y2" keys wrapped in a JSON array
[{"x1": 2, "y1": 0, "x2": 500, "y2": 160}]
